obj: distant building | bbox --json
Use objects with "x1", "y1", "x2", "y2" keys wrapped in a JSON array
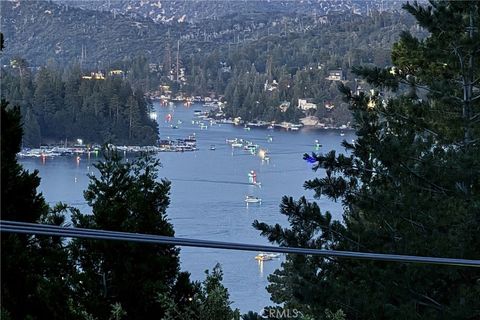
[
  {"x1": 160, "y1": 85, "x2": 171, "y2": 94},
  {"x1": 278, "y1": 101, "x2": 291, "y2": 112},
  {"x1": 324, "y1": 101, "x2": 335, "y2": 110},
  {"x1": 326, "y1": 69, "x2": 346, "y2": 81},
  {"x1": 298, "y1": 99, "x2": 317, "y2": 111},
  {"x1": 82, "y1": 71, "x2": 105, "y2": 80},
  {"x1": 220, "y1": 61, "x2": 231, "y2": 73},
  {"x1": 108, "y1": 69, "x2": 124, "y2": 77},
  {"x1": 149, "y1": 63, "x2": 159, "y2": 73},
  {"x1": 264, "y1": 80, "x2": 278, "y2": 92}
]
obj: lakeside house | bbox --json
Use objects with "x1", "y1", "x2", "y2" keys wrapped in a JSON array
[{"x1": 298, "y1": 99, "x2": 317, "y2": 111}]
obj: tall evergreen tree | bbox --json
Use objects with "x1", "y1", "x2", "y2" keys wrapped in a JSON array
[
  {"x1": 254, "y1": 1, "x2": 480, "y2": 319},
  {"x1": 70, "y1": 151, "x2": 197, "y2": 319},
  {"x1": 1, "y1": 100, "x2": 75, "y2": 319}
]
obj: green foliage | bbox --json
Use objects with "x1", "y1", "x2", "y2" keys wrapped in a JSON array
[
  {"x1": 195, "y1": 264, "x2": 241, "y2": 320},
  {"x1": 324, "y1": 309, "x2": 346, "y2": 320},
  {"x1": 241, "y1": 311, "x2": 263, "y2": 320},
  {"x1": 109, "y1": 303, "x2": 127, "y2": 320},
  {"x1": 1, "y1": 100, "x2": 76, "y2": 319},
  {"x1": 254, "y1": 1, "x2": 480, "y2": 319},
  {"x1": 157, "y1": 263, "x2": 241, "y2": 320}
]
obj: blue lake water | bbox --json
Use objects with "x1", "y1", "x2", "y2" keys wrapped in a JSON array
[{"x1": 19, "y1": 102, "x2": 355, "y2": 313}]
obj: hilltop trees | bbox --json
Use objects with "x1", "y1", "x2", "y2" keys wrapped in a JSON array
[
  {"x1": 254, "y1": 1, "x2": 480, "y2": 318},
  {"x1": 1, "y1": 65, "x2": 158, "y2": 146}
]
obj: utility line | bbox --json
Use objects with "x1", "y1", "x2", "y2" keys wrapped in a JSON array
[{"x1": 1, "y1": 220, "x2": 479, "y2": 268}]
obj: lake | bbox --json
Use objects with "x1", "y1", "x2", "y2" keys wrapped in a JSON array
[{"x1": 19, "y1": 102, "x2": 355, "y2": 313}]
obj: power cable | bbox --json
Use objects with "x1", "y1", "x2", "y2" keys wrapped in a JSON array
[{"x1": 1, "y1": 220, "x2": 479, "y2": 267}]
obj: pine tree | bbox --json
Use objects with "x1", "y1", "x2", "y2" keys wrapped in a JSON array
[
  {"x1": 23, "y1": 107, "x2": 41, "y2": 147},
  {"x1": 70, "y1": 151, "x2": 197, "y2": 319},
  {"x1": 1, "y1": 100, "x2": 75, "y2": 318},
  {"x1": 195, "y1": 264, "x2": 241, "y2": 320},
  {"x1": 254, "y1": 1, "x2": 480, "y2": 319}
]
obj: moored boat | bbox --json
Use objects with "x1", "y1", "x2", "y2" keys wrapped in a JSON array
[
  {"x1": 254, "y1": 252, "x2": 280, "y2": 261},
  {"x1": 245, "y1": 195, "x2": 262, "y2": 203}
]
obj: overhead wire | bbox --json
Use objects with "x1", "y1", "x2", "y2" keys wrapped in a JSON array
[{"x1": 1, "y1": 220, "x2": 479, "y2": 267}]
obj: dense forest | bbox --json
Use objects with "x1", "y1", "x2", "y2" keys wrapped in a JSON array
[{"x1": 1, "y1": 61, "x2": 158, "y2": 146}]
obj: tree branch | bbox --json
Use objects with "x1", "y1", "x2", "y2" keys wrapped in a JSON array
[{"x1": 399, "y1": 163, "x2": 450, "y2": 194}]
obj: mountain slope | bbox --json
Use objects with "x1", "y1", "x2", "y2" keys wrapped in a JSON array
[
  {"x1": 53, "y1": 0, "x2": 407, "y2": 23},
  {"x1": 1, "y1": 0, "x2": 174, "y2": 66}
]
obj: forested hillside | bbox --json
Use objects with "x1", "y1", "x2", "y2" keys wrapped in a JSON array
[
  {"x1": 1, "y1": 0, "x2": 423, "y2": 131},
  {"x1": 1, "y1": 62, "x2": 158, "y2": 146},
  {"x1": 53, "y1": 0, "x2": 407, "y2": 23},
  {"x1": 186, "y1": 12, "x2": 422, "y2": 124}
]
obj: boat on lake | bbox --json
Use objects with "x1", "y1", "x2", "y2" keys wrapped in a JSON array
[
  {"x1": 210, "y1": 145, "x2": 216, "y2": 150},
  {"x1": 255, "y1": 252, "x2": 280, "y2": 261},
  {"x1": 245, "y1": 195, "x2": 262, "y2": 203}
]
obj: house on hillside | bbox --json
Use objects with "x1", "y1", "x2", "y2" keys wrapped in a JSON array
[
  {"x1": 82, "y1": 71, "x2": 105, "y2": 80},
  {"x1": 326, "y1": 69, "x2": 346, "y2": 81},
  {"x1": 108, "y1": 69, "x2": 124, "y2": 78},
  {"x1": 278, "y1": 101, "x2": 291, "y2": 112},
  {"x1": 264, "y1": 80, "x2": 278, "y2": 92},
  {"x1": 324, "y1": 101, "x2": 335, "y2": 110},
  {"x1": 298, "y1": 99, "x2": 317, "y2": 111}
]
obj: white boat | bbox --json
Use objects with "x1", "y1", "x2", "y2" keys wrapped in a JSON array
[
  {"x1": 231, "y1": 142, "x2": 243, "y2": 148},
  {"x1": 255, "y1": 253, "x2": 272, "y2": 261},
  {"x1": 245, "y1": 195, "x2": 262, "y2": 203},
  {"x1": 255, "y1": 252, "x2": 280, "y2": 261}
]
